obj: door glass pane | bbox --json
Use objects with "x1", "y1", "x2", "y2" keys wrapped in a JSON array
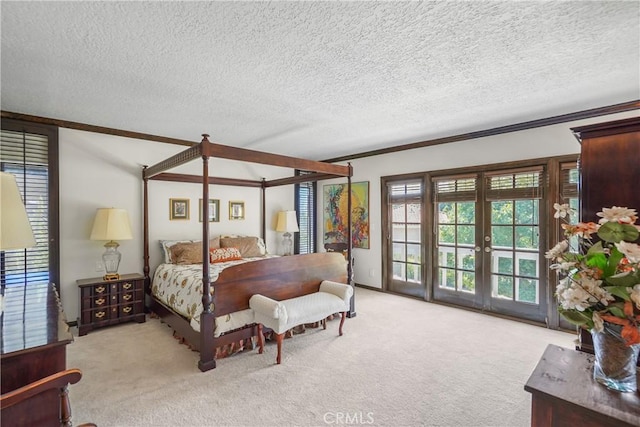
[
  {"x1": 407, "y1": 264, "x2": 421, "y2": 283},
  {"x1": 517, "y1": 278, "x2": 539, "y2": 303},
  {"x1": 393, "y1": 262, "x2": 405, "y2": 280},
  {"x1": 439, "y1": 225, "x2": 455, "y2": 244},
  {"x1": 393, "y1": 243, "x2": 406, "y2": 261},
  {"x1": 493, "y1": 275, "x2": 514, "y2": 299},
  {"x1": 407, "y1": 203, "x2": 421, "y2": 222},
  {"x1": 457, "y1": 225, "x2": 475, "y2": 245},
  {"x1": 392, "y1": 224, "x2": 406, "y2": 241},
  {"x1": 438, "y1": 202, "x2": 454, "y2": 223},
  {"x1": 515, "y1": 226, "x2": 538, "y2": 249},
  {"x1": 491, "y1": 201, "x2": 513, "y2": 224},
  {"x1": 439, "y1": 247, "x2": 455, "y2": 268},
  {"x1": 460, "y1": 271, "x2": 475, "y2": 292},
  {"x1": 515, "y1": 200, "x2": 537, "y2": 224},
  {"x1": 492, "y1": 225, "x2": 513, "y2": 248},
  {"x1": 518, "y1": 256, "x2": 537, "y2": 278},
  {"x1": 457, "y1": 202, "x2": 475, "y2": 223},
  {"x1": 407, "y1": 224, "x2": 421, "y2": 243},
  {"x1": 406, "y1": 244, "x2": 421, "y2": 263},
  {"x1": 392, "y1": 204, "x2": 405, "y2": 222},
  {"x1": 440, "y1": 268, "x2": 455, "y2": 289}
]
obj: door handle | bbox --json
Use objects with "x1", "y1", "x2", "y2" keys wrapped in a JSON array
[{"x1": 484, "y1": 247, "x2": 492, "y2": 253}]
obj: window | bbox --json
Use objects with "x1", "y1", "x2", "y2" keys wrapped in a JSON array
[
  {"x1": 0, "y1": 120, "x2": 58, "y2": 295},
  {"x1": 295, "y1": 172, "x2": 316, "y2": 254}
]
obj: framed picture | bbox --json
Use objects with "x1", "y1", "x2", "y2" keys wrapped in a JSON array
[
  {"x1": 229, "y1": 201, "x2": 245, "y2": 220},
  {"x1": 199, "y1": 199, "x2": 220, "y2": 222},
  {"x1": 323, "y1": 181, "x2": 370, "y2": 249},
  {"x1": 169, "y1": 198, "x2": 190, "y2": 220}
]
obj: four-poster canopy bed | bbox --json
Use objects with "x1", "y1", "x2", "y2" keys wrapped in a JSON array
[{"x1": 142, "y1": 135, "x2": 354, "y2": 372}]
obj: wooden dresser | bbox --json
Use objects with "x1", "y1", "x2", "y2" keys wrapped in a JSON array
[
  {"x1": 525, "y1": 344, "x2": 640, "y2": 427},
  {"x1": 571, "y1": 116, "x2": 640, "y2": 359},
  {"x1": 1, "y1": 282, "x2": 74, "y2": 425}
]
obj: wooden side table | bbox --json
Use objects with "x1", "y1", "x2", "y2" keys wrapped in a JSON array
[
  {"x1": 525, "y1": 344, "x2": 640, "y2": 427},
  {"x1": 77, "y1": 273, "x2": 145, "y2": 336}
]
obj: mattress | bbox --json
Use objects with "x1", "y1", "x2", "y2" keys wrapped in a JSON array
[{"x1": 151, "y1": 257, "x2": 269, "y2": 336}]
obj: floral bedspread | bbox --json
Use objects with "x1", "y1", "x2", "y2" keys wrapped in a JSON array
[{"x1": 151, "y1": 257, "x2": 272, "y2": 335}]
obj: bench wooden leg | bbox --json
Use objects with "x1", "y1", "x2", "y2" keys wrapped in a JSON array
[
  {"x1": 322, "y1": 318, "x2": 327, "y2": 330},
  {"x1": 257, "y1": 324, "x2": 264, "y2": 354},
  {"x1": 338, "y1": 312, "x2": 346, "y2": 336},
  {"x1": 275, "y1": 333, "x2": 284, "y2": 364}
]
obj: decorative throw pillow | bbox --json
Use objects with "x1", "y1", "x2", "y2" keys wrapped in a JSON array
[
  {"x1": 220, "y1": 236, "x2": 264, "y2": 258},
  {"x1": 209, "y1": 247, "x2": 242, "y2": 263},
  {"x1": 159, "y1": 239, "x2": 192, "y2": 263},
  {"x1": 171, "y1": 242, "x2": 204, "y2": 265}
]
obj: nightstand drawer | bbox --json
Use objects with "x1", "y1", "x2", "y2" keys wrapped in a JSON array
[{"x1": 77, "y1": 273, "x2": 145, "y2": 336}]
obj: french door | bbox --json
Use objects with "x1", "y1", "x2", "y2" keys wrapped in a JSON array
[
  {"x1": 386, "y1": 179, "x2": 425, "y2": 298},
  {"x1": 433, "y1": 167, "x2": 547, "y2": 322}
]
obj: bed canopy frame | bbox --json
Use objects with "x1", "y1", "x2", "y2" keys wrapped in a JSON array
[{"x1": 142, "y1": 134, "x2": 353, "y2": 371}]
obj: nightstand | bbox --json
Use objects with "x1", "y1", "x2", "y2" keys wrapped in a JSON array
[{"x1": 77, "y1": 273, "x2": 145, "y2": 336}]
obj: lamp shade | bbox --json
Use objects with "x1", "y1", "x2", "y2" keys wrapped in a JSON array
[
  {"x1": 276, "y1": 211, "x2": 299, "y2": 233},
  {"x1": 90, "y1": 208, "x2": 133, "y2": 241},
  {"x1": 0, "y1": 172, "x2": 36, "y2": 250}
]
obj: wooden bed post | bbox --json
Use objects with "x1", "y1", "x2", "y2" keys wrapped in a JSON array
[
  {"x1": 198, "y1": 134, "x2": 216, "y2": 372},
  {"x1": 142, "y1": 167, "x2": 150, "y2": 294},
  {"x1": 261, "y1": 178, "x2": 266, "y2": 241},
  {"x1": 347, "y1": 163, "x2": 356, "y2": 318}
]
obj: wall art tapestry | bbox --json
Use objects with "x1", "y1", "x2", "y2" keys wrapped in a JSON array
[{"x1": 323, "y1": 181, "x2": 369, "y2": 249}]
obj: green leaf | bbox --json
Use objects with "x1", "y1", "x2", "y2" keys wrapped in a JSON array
[
  {"x1": 597, "y1": 222, "x2": 640, "y2": 243},
  {"x1": 586, "y1": 251, "x2": 607, "y2": 271},
  {"x1": 559, "y1": 309, "x2": 590, "y2": 326},
  {"x1": 604, "y1": 274, "x2": 637, "y2": 289},
  {"x1": 603, "y1": 247, "x2": 624, "y2": 277},
  {"x1": 604, "y1": 286, "x2": 635, "y2": 301},
  {"x1": 605, "y1": 306, "x2": 626, "y2": 318}
]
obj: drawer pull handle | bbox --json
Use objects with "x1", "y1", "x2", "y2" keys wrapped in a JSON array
[
  {"x1": 95, "y1": 298, "x2": 106, "y2": 305},
  {"x1": 123, "y1": 294, "x2": 132, "y2": 301},
  {"x1": 123, "y1": 283, "x2": 132, "y2": 290},
  {"x1": 95, "y1": 311, "x2": 106, "y2": 318},
  {"x1": 96, "y1": 286, "x2": 106, "y2": 293},
  {"x1": 123, "y1": 306, "x2": 132, "y2": 313}
]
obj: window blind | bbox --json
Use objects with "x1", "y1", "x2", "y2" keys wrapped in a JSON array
[
  {"x1": 0, "y1": 129, "x2": 50, "y2": 289},
  {"x1": 295, "y1": 171, "x2": 316, "y2": 254},
  {"x1": 484, "y1": 167, "x2": 545, "y2": 200},
  {"x1": 432, "y1": 174, "x2": 478, "y2": 203}
]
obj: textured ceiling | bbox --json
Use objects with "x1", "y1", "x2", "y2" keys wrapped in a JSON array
[{"x1": 1, "y1": 1, "x2": 639, "y2": 160}]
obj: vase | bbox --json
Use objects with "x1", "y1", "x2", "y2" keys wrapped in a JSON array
[{"x1": 590, "y1": 323, "x2": 640, "y2": 392}]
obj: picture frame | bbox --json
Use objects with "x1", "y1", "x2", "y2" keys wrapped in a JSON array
[
  {"x1": 169, "y1": 198, "x2": 190, "y2": 220},
  {"x1": 199, "y1": 199, "x2": 220, "y2": 222},
  {"x1": 229, "y1": 201, "x2": 245, "y2": 220},
  {"x1": 323, "y1": 181, "x2": 370, "y2": 249}
]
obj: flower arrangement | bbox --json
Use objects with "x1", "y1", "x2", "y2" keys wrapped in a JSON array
[{"x1": 546, "y1": 205, "x2": 640, "y2": 346}]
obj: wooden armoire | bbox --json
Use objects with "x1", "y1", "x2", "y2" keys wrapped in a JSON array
[{"x1": 571, "y1": 116, "x2": 640, "y2": 355}]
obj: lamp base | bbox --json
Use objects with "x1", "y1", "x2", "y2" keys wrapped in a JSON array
[
  {"x1": 282, "y1": 232, "x2": 293, "y2": 256},
  {"x1": 103, "y1": 273, "x2": 120, "y2": 281}
]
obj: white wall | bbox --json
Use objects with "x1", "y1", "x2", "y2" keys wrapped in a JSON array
[
  {"x1": 329, "y1": 110, "x2": 638, "y2": 289},
  {"x1": 58, "y1": 110, "x2": 637, "y2": 320},
  {"x1": 59, "y1": 129, "x2": 293, "y2": 321}
]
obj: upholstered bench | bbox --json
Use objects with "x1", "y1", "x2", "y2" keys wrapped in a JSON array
[{"x1": 249, "y1": 280, "x2": 353, "y2": 364}]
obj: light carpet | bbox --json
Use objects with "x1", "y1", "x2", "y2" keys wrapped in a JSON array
[{"x1": 67, "y1": 288, "x2": 574, "y2": 427}]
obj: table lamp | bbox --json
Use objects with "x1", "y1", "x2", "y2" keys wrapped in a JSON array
[
  {"x1": 276, "y1": 211, "x2": 299, "y2": 256},
  {"x1": 0, "y1": 172, "x2": 36, "y2": 314},
  {"x1": 90, "y1": 208, "x2": 133, "y2": 281}
]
